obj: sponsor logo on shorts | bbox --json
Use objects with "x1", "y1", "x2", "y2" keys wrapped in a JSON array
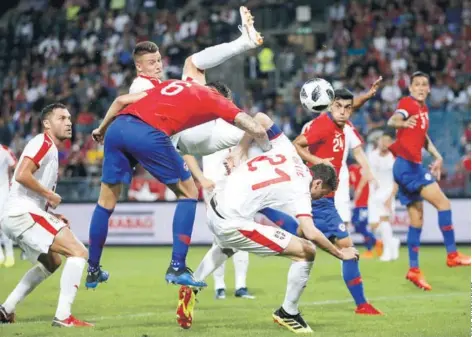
[
  {"x1": 274, "y1": 230, "x2": 286, "y2": 240},
  {"x1": 338, "y1": 223, "x2": 346, "y2": 232},
  {"x1": 425, "y1": 173, "x2": 432, "y2": 181}
]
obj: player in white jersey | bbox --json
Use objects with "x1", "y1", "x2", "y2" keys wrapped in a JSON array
[
  {"x1": 0, "y1": 103, "x2": 92, "y2": 327},
  {"x1": 175, "y1": 123, "x2": 359, "y2": 332},
  {"x1": 0, "y1": 145, "x2": 17, "y2": 267},
  {"x1": 367, "y1": 133, "x2": 400, "y2": 261}
]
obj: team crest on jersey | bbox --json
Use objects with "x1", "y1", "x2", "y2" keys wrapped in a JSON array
[{"x1": 338, "y1": 223, "x2": 346, "y2": 232}]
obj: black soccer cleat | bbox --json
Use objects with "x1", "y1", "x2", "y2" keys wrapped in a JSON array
[
  {"x1": 0, "y1": 305, "x2": 15, "y2": 324},
  {"x1": 272, "y1": 307, "x2": 313, "y2": 334}
]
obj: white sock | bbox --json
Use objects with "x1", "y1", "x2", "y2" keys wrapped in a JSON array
[
  {"x1": 3, "y1": 263, "x2": 51, "y2": 313},
  {"x1": 233, "y1": 250, "x2": 249, "y2": 290},
  {"x1": 55, "y1": 257, "x2": 86, "y2": 320},
  {"x1": 191, "y1": 36, "x2": 251, "y2": 70},
  {"x1": 213, "y1": 261, "x2": 226, "y2": 290},
  {"x1": 195, "y1": 243, "x2": 231, "y2": 285},
  {"x1": 282, "y1": 261, "x2": 314, "y2": 315},
  {"x1": 2, "y1": 232, "x2": 14, "y2": 259},
  {"x1": 379, "y1": 221, "x2": 393, "y2": 256}
]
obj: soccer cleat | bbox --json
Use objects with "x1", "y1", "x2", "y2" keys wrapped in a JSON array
[
  {"x1": 176, "y1": 286, "x2": 196, "y2": 329},
  {"x1": 375, "y1": 240, "x2": 383, "y2": 257},
  {"x1": 52, "y1": 315, "x2": 94, "y2": 327},
  {"x1": 238, "y1": 6, "x2": 263, "y2": 48},
  {"x1": 360, "y1": 250, "x2": 374, "y2": 259},
  {"x1": 272, "y1": 307, "x2": 313, "y2": 334},
  {"x1": 234, "y1": 287, "x2": 255, "y2": 299},
  {"x1": 3, "y1": 256, "x2": 15, "y2": 268},
  {"x1": 355, "y1": 303, "x2": 383, "y2": 315},
  {"x1": 165, "y1": 266, "x2": 207, "y2": 288},
  {"x1": 446, "y1": 252, "x2": 471, "y2": 267},
  {"x1": 215, "y1": 288, "x2": 226, "y2": 300},
  {"x1": 85, "y1": 266, "x2": 109, "y2": 289},
  {"x1": 406, "y1": 268, "x2": 432, "y2": 291},
  {"x1": 0, "y1": 305, "x2": 15, "y2": 324}
]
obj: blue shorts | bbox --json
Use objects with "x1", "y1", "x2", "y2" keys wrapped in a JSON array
[
  {"x1": 102, "y1": 115, "x2": 191, "y2": 185},
  {"x1": 312, "y1": 197, "x2": 349, "y2": 240},
  {"x1": 393, "y1": 157, "x2": 435, "y2": 206},
  {"x1": 352, "y1": 207, "x2": 368, "y2": 230}
]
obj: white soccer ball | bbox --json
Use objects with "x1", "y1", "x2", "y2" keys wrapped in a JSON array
[{"x1": 300, "y1": 78, "x2": 335, "y2": 113}]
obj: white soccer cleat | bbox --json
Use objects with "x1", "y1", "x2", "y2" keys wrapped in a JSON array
[{"x1": 238, "y1": 6, "x2": 263, "y2": 48}]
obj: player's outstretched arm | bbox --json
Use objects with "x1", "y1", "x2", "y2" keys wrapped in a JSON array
[
  {"x1": 15, "y1": 157, "x2": 61, "y2": 208},
  {"x1": 183, "y1": 154, "x2": 215, "y2": 191},
  {"x1": 352, "y1": 146, "x2": 378, "y2": 188},
  {"x1": 387, "y1": 113, "x2": 417, "y2": 129},
  {"x1": 234, "y1": 112, "x2": 271, "y2": 152},
  {"x1": 298, "y1": 216, "x2": 358, "y2": 261},
  {"x1": 352, "y1": 76, "x2": 383, "y2": 112},
  {"x1": 93, "y1": 92, "x2": 148, "y2": 143},
  {"x1": 293, "y1": 135, "x2": 333, "y2": 166}
]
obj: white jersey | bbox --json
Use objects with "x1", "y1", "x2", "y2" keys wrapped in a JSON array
[
  {"x1": 128, "y1": 75, "x2": 161, "y2": 94},
  {"x1": 214, "y1": 142, "x2": 312, "y2": 222},
  {"x1": 0, "y1": 145, "x2": 16, "y2": 188},
  {"x1": 337, "y1": 123, "x2": 363, "y2": 200},
  {"x1": 6, "y1": 134, "x2": 58, "y2": 216},
  {"x1": 368, "y1": 149, "x2": 395, "y2": 199}
]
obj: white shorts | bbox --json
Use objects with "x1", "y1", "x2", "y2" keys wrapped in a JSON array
[
  {"x1": 2, "y1": 210, "x2": 66, "y2": 264},
  {"x1": 176, "y1": 119, "x2": 244, "y2": 157},
  {"x1": 368, "y1": 193, "x2": 395, "y2": 224},
  {"x1": 334, "y1": 187, "x2": 351, "y2": 223},
  {"x1": 206, "y1": 203, "x2": 292, "y2": 257}
]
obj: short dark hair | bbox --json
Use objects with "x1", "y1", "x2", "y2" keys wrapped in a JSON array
[
  {"x1": 133, "y1": 41, "x2": 159, "y2": 60},
  {"x1": 411, "y1": 71, "x2": 430, "y2": 82},
  {"x1": 310, "y1": 164, "x2": 338, "y2": 191},
  {"x1": 40, "y1": 103, "x2": 67, "y2": 121},
  {"x1": 334, "y1": 88, "x2": 354, "y2": 102},
  {"x1": 206, "y1": 81, "x2": 232, "y2": 99}
]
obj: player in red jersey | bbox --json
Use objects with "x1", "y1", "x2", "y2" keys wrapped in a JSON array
[
  {"x1": 388, "y1": 71, "x2": 470, "y2": 291},
  {"x1": 293, "y1": 88, "x2": 381, "y2": 315},
  {"x1": 86, "y1": 79, "x2": 270, "y2": 288},
  {"x1": 349, "y1": 163, "x2": 382, "y2": 258}
]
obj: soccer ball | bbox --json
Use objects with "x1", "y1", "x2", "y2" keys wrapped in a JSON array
[{"x1": 300, "y1": 78, "x2": 335, "y2": 113}]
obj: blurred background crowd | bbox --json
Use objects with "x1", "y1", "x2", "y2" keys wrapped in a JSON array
[{"x1": 0, "y1": 0, "x2": 470, "y2": 201}]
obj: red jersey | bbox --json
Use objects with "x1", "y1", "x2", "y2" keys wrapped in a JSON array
[
  {"x1": 119, "y1": 79, "x2": 241, "y2": 136},
  {"x1": 389, "y1": 96, "x2": 429, "y2": 163},
  {"x1": 349, "y1": 164, "x2": 369, "y2": 207},
  {"x1": 303, "y1": 113, "x2": 345, "y2": 197}
]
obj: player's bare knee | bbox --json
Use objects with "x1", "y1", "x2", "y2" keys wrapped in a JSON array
[
  {"x1": 336, "y1": 237, "x2": 353, "y2": 249},
  {"x1": 38, "y1": 253, "x2": 62, "y2": 273},
  {"x1": 174, "y1": 178, "x2": 198, "y2": 199},
  {"x1": 300, "y1": 239, "x2": 316, "y2": 262}
]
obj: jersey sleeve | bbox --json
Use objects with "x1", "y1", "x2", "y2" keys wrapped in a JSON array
[
  {"x1": 2, "y1": 146, "x2": 17, "y2": 167},
  {"x1": 345, "y1": 123, "x2": 363, "y2": 149},
  {"x1": 23, "y1": 135, "x2": 53, "y2": 167},
  {"x1": 206, "y1": 92, "x2": 241, "y2": 123},
  {"x1": 395, "y1": 97, "x2": 414, "y2": 119},
  {"x1": 303, "y1": 118, "x2": 328, "y2": 145},
  {"x1": 129, "y1": 77, "x2": 155, "y2": 94}
]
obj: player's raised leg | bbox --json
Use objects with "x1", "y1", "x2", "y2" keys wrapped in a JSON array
[{"x1": 420, "y1": 183, "x2": 470, "y2": 267}]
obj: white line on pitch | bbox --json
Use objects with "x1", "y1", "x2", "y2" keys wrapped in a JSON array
[{"x1": 4, "y1": 292, "x2": 468, "y2": 326}]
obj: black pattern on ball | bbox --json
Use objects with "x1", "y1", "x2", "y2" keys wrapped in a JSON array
[
  {"x1": 300, "y1": 87, "x2": 308, "y2": 100},
  {"x1": 311, "y1": 85, "x2": 321, "y2": 103},
  {"x1": 326, "y1": 88, "x2": 334, "y2": 100}
]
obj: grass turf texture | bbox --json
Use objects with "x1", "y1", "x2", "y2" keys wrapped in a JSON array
[{"x1": 0, "y1": 246, "x2": 469, "y2": 337}]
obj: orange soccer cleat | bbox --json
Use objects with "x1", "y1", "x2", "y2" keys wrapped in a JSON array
[
  {"x1": 176, "y1": 286, "x2": 196, "y2": 329},
  {"x1": 51, "y1": 315, "x2": 94, "y2": 327},
  {"x1": 355, "y1": 303, "x2": 383, "y2": 315},
  {"x1": 361, "y1": 250, "x2": 375, "y2": 259},
  {"x1": 406, "y1": 268, "x2": 432, "y2": 291},
  {"x1": 446, "y1": 252, "x2": 471, "y2": 267},
  {"x1": 374, "y1": 240, "x2": 383, "y2": 257}
]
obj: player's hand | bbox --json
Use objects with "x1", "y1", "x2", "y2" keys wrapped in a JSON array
[
  {"x1": 368, "y1": 76, "x2": 383, "y2": 98},
  {"x1": 340, "y1": 247, "x2": 359, "y2": 261},
  {"x1": 46, "y1": 191, "x2": 62, "y2": 209},
  {"x1": 429, "y1": 158, "x2": 443, "y2": 181},
  {"x1": 53, "y1": 213, "x2": 70, "y2": 226},
  {"x1": 316, "y1": 157, "x2": 334, "y2": 167},
  {"x1": 92, "y1": 128, "x2": 105, "y2": 144},
  {"x1": 402, "y1": 115, "x2": 418, "y2": 129},
  {"x1": 200, "y1": 178, "x2": 216, "y2": 192}
]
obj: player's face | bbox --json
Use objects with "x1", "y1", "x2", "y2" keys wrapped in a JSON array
[
  {"x1": 136, "y1": 52, "x2": 163, "y2": 79},
  {"x1": 409, "y1": 76, "x2": 430, "y2": 102},
  {"x1": 45, "y1": 108, "x2": 72, "y2": 141},
  {"x1": 330, "y1": 99, "x2": 353, "y2": 126},
  {"x1": 378, "y1": 135, "x2": 393, "y2": 152},
  {"x1": 310, "y1": 179, "x2": 332, "y2": 200}
]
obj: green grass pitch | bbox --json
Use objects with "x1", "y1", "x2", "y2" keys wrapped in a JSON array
[{"x1": 0, "y1": 246, "x2": 470, "y2": 337}]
